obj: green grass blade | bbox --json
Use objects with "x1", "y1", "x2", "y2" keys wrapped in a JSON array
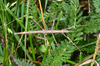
[
  {"x1": 16, "y1": 0, "x2": 20, "y2": 31},
  {"x1": 41, "y1": 36, "x2": 53, "y2": 64},
  {"x1": 28, "y1": 22, "x2": 36, "y2": 61},
  {"x1": 29, "y1": 34, "x2": 36, "y2": 61},
  {"x1": 21, "y1": 1, "x2": 25, "y2": 31},
  {"x1": 5, "y1": 6, "x2": 25, "y2": 29},
  {"x1": 66, "y1": 60, "x2": 76, "y2": 64},
  {"x1": 32, "y1": 38, "x2": 43, "y2": 56},
  {"x1": 79, "y1": 52, "x2": 82, "y2": 62},
  {"x1": 55, "y1": 11, "x2": 63, "y2": 29},
  {"x1": 13, "y1": 31, "x2": 32, "y2": 60},
  {"x1": 24, "y1": 0, "x2": 30, "y2": 61},
  {"x1": 44, "y1": 0, "x2": 48, "y2": 11}
]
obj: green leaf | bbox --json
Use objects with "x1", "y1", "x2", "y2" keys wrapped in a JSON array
[
  {"x1": 40, "y1": 45, "x2": 47, "y2": 53},
  {"x1": 55, "y1": 11, "x2": 63, "y2": 29}
]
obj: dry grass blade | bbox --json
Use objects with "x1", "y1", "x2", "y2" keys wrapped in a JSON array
[
  {"x1": 91, "y1": 34, "x2": 100, "y2": 66},
  {"x1": 5, "y1": 46, "x2": 21, "y2": 62},
  {"x1": 79, "y1": 59, "x2": 99, "y2": 66},
  {"x1": 38, "y1": 0, "x2": 46, "y2": 30},
  {"x1": 74, "y1": 54, "x2": 93, "y2": 66},
  {"x1": 0, "y1": 37, "x2": 19, "y2": 66}
]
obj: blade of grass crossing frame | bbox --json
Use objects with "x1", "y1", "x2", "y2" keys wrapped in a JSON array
[
  {"x1": 27, "y1": 23, "x2": 36, "y2": 61},
  {"x1": 24, "y1": 0, "x2": 30, "y2": 61},
  {"x1": 0, "y1": 0, "x2": 8, "y2": 65}
]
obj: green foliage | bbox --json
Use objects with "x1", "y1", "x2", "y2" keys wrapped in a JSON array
[
  {"x1": 29, "y1": 0, "x2": 40, "y2": 31},
  {"x1": 78, "y1": 39, "x2": 96, "y2": 53},
  {"x1": 92, "y1": 0, "x2": 100, "y2": 14},
  {"x1": 41, "y1": 0, "x2": 100, "y2": 65},
  {"x1": 61, "y1": 0, "x2": 84, "y2": 43},
  {"x1": 41, "y1": 39, "x2": 75, "y2": 66},
  {"x1": 1, "y1": 0, "x2": 100, "y2": 66},
  {"x1": 29, "y1": 0, "x2": 44, "y2": 45},
  {"x1": 83, "y1": 19, "x2": 100, "y2": 33}
]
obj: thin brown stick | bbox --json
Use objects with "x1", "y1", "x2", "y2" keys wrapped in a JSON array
[
  {"x1": 20, "y1": 58, "x2": 41, "y2": 64},
  {"x1": 43, "y1": 32, "x2": 47, "y2": 46},
  {"x1": 62, "y1": 33, "x2": 83, "y2": 54},
  {"x1": 67, "y1": 25, "x2": 89, "y2": 29},
  {"x1": 51, "y1": 19, "x2": 58, "y2": 46},
  {"x1": 31, "y1": 17, "x2": 43, "y2": 30},
  {"x1": 31, "y1": 17, "x2": 48, "y2": 45},
  {"x1": 14, "y1": 30, "x2": 73, "y2": 35}
]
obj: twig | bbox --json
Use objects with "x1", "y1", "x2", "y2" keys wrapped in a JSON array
[
  {"x1": 20, "y1": 58, "x2": 41, "y2": 64},
  {"x1": 43, "y1": 30, "x2": 47, "y2": 46},
  {"x1": 51, "y1": 19, "x2": 58, "y2": 46},
  {"x1": 31, "y1": 18, "x2": 59, "y2": 46},
  {"x1": 67, "y1": 25, "x2": 88, "y2": 29},
  {"x1": 31, "y1": 17, "x2": 43, "y2": 30},
  {"x1": 62, "y1": 33, "x2": 83, "y2": 54},
  {"x1": 14, "y1": 30, "x2": 73, "y2": 35},
  {"x1": 31, "y1": 17, "x2": 48, "y2": 46}
]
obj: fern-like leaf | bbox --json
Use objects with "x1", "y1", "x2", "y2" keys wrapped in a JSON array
[{"x1": 41, "y1": 39, "x2": 75, "y2": 66}]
